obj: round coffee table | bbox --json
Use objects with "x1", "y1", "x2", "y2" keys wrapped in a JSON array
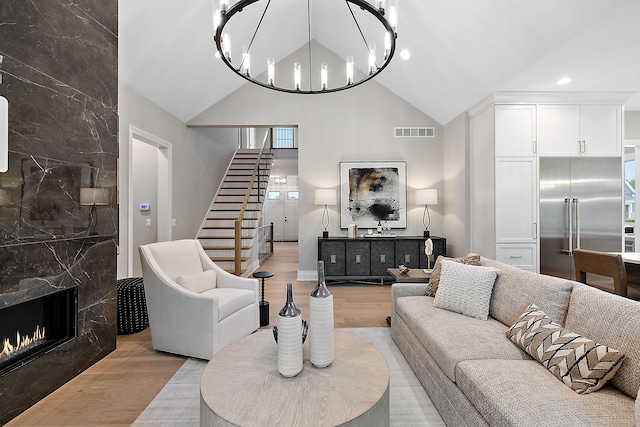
[{"x1": 200, "y1": 329, "x2": 390, "y2": 426}]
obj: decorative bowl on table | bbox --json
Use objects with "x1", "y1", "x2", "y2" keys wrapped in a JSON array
[{"x1": 398, "y1": 264, "x2": 411, "y2": 275}]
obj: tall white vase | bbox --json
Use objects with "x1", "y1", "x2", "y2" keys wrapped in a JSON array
[
  {"x1": 277, "y1": 283, "x2": 303, "y2": 377},
  {"x1": 309, "y1": 260, "x2": 334, "y2": 368}
]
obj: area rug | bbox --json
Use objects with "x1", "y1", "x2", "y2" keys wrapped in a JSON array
[{"x1": 132, "y1": 328, "x2": 445, "y2": 426}]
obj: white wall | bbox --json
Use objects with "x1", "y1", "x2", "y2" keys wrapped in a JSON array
[
  {"x1": 442, "y1": 113, "x2": 469, "y2": 257},
  {"x1": 131, "y1": 138, "x2": 159, "y2": 276},
  {"x1": 118, "y1": 82, "x2": 238, "y2": 278},
  {"x1": 188, "y1": 48, "x2": 443, "y2": 279},
  {"x1": 626, "y1": 111, "x2": 640, "y2": 140}
]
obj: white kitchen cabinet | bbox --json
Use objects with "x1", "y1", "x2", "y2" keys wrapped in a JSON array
[
  {"x1": 495, "y1": 105, "x2": 536, "y2": 157},
  {"x1": 495, "y1": 244, "x2": 537, "y2": 272},
  {"x1": 537, "y1": 104, "x2": 621, "y2": 157},
  {"x1": 495, "y1": 158, "x2": 537, "y2": 243}
]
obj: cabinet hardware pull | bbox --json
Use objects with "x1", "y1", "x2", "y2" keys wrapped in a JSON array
[{"x1": 510, "y1": 255, "x2": 523, "y2": 259}]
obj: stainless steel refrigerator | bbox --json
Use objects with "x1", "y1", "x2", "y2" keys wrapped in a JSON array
[{"x1": 539, "y1": 157, "x2": 623, "y2": 280}]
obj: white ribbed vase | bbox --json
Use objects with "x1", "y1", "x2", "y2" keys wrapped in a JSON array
[
  {"x1": 309, "y1": 260, "x2": 334, "y2": 368},
  {"x1": 309, "y1": 294, "x2": 334, "y2": 368},
  {"x1": 277, "y1": 315, "x2": 303, "y2": 377},
  {"x1": 276, "y1": 282, "x2": 303, "y2": 377}
]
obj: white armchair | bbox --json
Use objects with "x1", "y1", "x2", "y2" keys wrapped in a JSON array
[{"x1": 139, "y1": 239, "x2": 259, "y2": 360}]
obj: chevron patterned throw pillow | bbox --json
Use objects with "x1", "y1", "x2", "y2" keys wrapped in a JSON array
[{"x1": 506, "y1": 303, "x2": 626, "y2": 394}]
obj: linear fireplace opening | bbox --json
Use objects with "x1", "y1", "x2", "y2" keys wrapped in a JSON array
[{"x1": 0, "y1": 287, "x2": 77, "y2": 377}]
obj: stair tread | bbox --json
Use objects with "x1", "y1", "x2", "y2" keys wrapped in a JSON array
[{"x1": 202, "y1": 246, "x2": 251, "y2": 250}]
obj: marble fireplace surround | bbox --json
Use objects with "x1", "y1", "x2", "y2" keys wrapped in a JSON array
[{"x1": 0, "y1": 1, "x2": 118, "y2": 423}]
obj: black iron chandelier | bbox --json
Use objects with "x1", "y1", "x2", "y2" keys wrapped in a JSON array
[{"x1": 212, "y1": 0, "x2": 398, "y2": 94}]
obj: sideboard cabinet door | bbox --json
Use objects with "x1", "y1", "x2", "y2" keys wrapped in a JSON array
[
  {"x1": 318, "y1": 240, "x2": 345, "y2": 277},
  {"x1": 345, "y1": 241, "x2": 370, "y2": 276}
]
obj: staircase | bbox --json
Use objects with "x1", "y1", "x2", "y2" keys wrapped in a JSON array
[{"x1": 198, "y1": 148, "x2": 274, "y2": 275}]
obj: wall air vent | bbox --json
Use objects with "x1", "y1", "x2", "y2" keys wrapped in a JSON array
[{"x1": 394, "y1": 127, "x2": 435, "y2": 138}]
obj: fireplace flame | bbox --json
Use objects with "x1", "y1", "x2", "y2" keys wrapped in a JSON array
[{"x1": 0, "y1": 325, "x2": 46, "y2": 361}]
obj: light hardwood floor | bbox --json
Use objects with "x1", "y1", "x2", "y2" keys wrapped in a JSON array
[{"x1": 8, "y1": 242, "x2": 392, "y2": 426}]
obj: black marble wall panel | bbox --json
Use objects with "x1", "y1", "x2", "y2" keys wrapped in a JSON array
[{"x1": 0, "y1": 0, "x2": 118, "y2": 423}]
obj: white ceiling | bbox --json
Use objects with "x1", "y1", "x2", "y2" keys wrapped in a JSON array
[{"x1": 118, "y1": 0, "x2": 640, "y2": 126}]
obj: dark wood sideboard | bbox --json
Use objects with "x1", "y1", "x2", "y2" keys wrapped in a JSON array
[{"x1": 318, "y1": 236, "x2": 446, "y2": 284}]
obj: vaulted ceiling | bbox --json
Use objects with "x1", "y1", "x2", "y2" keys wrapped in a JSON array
[{"x1": 119, "y1": 0, "x2": 640, "y2": 126}]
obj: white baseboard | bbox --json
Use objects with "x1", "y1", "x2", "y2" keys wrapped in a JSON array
[{"x1": 297, "y1": 270, "x2": 317, "y2": 281}]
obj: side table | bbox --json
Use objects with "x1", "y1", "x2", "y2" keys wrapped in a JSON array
[
  {"x1": 386, "y1": 268, "x2": 431, "y2": 325},
  {"x1": 252, "y1": 271, "x2": 274, "y2": 326}
]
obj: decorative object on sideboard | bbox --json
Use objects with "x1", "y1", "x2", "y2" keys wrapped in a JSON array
[
  {"x1": 309, "y1": 261, "x2": 334, "y2": 368},
  {"x1": 275, "y1": 282, "x2": 304, "y2": 377},
  {"x1": 212, "y1": 0, "x2": 398, "y2": 94},
  {"x1": 398, "y1": 264, "x2": 411, "y2": 274},
  {"x1": 424, "y1": 237, "x2": 433, "y2": 272},
  {"x1": 348, "y1": 224, "x2": 358, "y2": 238},
  {"x1": 415, "y1": 188, "x2": 438, "y2": 238},
  {"x1": 315, "y1": 188, "x2": 336, "y2": 238}
]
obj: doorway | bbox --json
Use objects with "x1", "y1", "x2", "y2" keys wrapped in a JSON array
[{"x1": 128, "y1": 127, "x2": 172, "y2": 277}]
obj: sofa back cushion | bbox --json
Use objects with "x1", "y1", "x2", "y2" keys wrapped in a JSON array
[
  {"x1": 480, "y1": 258, "x2": 574, "y2": 327},
  {"x1": 564, "y1": 285, "x2": 640, "y2": 399}
]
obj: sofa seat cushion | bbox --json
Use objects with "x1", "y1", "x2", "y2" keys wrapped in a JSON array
[
  {"x1": 201, "y1": 288, "x2": 255, "y2": 321},
  {"x1": 396, "y1": 296, "x2": 530, "y2": 382},
  {"x1": 456, "y1": 359, "x2": 635, "y2": 427}
]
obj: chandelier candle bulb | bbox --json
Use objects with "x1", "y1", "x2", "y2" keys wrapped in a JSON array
[
  {"x1": 346, "y1": 56, "x2": 354, "y2": 85},
  {"x1": 267, "y1": 57, "x2": 275, "y2": 86},
  {"x1": 309, "y1": 261, "x2": 334, "y2": 368},
  {"x1": 388, "y1": 0, "x2": 398, "y2": 31},
  {"x1": 220, "y1": 0, "x2": 229, "y2": 13},
  {"x1": 384, "y1": 32, "x2": 392, "y2": 59},
  {"x1": 375, "y1": 0, "x2": 385, "y2": 13},
  {"x1": 222, "y1": 28, "x2": 231, "y2": 61},
  {"x1": 277, "y1": 283, "x2": 303, "y2": 377},
  {"x1": 294, "y1": 62, "x2": 301, "y2": 91},
  {"x1": 321, "y1": 62, "x2": 328, "y2": 91},
  {"x1": 241, "y1": 45, "x2": 250, "y2": 77},
  {"x1": 368, "y1": 43, "x2": 377, "y2": 75}
]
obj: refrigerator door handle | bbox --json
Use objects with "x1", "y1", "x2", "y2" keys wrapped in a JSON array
[
  {"x1": 574, "y1": 198, "x2": 580, "y2": 249},
  {"x1": 563, "y1": 197, "x2": 573, "y2": 255}
]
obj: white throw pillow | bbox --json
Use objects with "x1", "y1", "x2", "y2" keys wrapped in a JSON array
[
  {"x1": 175, "y1": 270, "x2": 217, "y2": 293},
  {"x1": 433, "y1": 259, "x2": 499, "y2": 320}
]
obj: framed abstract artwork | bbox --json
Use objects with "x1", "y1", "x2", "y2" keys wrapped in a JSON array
[{"x1": 339, "y1": 161, "x2": 407, "y2": 229}]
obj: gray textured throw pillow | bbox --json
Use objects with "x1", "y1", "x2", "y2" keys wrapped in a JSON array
[{"x1": 432, "y1": 259, "x2": 499, "y2": 320}]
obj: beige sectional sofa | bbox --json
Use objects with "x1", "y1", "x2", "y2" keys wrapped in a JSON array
[{"x1": 391, "y1": 257, "x2": 640, "y2": 426}]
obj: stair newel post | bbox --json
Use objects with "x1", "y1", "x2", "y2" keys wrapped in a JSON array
[{"x1": 234, "y1": 219, "x2": 242, "y2": 275}]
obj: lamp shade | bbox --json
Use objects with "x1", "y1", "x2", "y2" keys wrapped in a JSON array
[
  {"x1": 80, "y1": 188, "x2": 110, "y2": 206},
  {"x1": 315, "y1": 189, "x2": 336, "y2": 206},
  {"x1": 415, "y1": 189, "x2": 438, "y2": 205}
]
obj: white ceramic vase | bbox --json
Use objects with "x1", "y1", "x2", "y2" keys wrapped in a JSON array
[
  {"x1": 277, "y1": 283, "x2": 303, "y2": 377},
  {"x1": 309, "y1": 260, "x2": 334, "y2": 368}
]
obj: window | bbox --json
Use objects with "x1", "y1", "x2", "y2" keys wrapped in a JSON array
[
  {"x1": 274, "y1": 127, "x2": 295, "y2": 148},
  {"x1": 625, "y1": 159, "x2": 635, "y2": 221},
  {"x1": 268, "y1": 191, "x2": 281, "y2": 200},
  {"x1": 287, "y1": 191, "x2": 299, "y2": 200}
]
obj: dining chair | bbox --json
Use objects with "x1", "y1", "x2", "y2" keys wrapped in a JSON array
[{"x1": 573, "y1": 248, "x2": 628, "y2": 297}]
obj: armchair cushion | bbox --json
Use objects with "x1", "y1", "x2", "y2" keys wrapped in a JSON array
[
  {"x1": 176, "y1": 270, "x2": 217, "y2": 293},
  {"x1": 201, "y1": 288, "x2": 256, "y2": 321}
]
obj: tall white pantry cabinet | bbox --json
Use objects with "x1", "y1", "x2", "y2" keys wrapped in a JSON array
[{"x1": 468, "y1": 92, "x2": 628, "y2": 273}]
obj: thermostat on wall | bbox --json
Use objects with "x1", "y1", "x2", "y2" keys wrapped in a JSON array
[{"x1": 139, "y1": 203, "x2": 150, "y2": 211}]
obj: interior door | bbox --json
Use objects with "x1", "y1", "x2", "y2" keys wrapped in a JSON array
[
  {"x1": 263, "y1": 191, "x2": 284, "y2": 241},
  {"x1": 283, "y1": 191, "x2": 299, "y2": 241}
]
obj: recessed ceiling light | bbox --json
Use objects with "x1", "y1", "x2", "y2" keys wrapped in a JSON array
[
  {"x1": 400, "y1": 49, "x2": 410, "y2": 60},
  {"x1": 557, "y1": 77, "x2": 572, "y2": 85}
]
